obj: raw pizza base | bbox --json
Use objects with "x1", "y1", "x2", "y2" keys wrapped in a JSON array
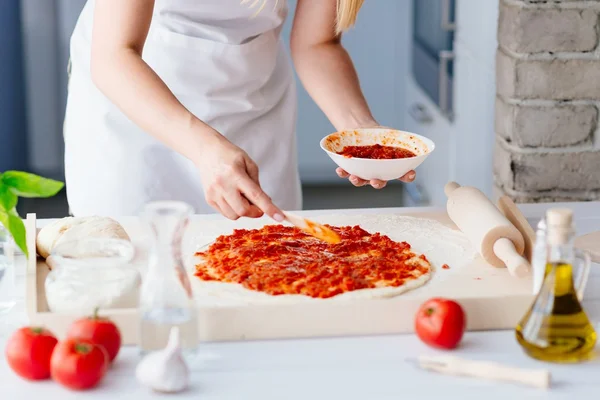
[{"x1": 186, "y1": 214, "x2": 476, "y2": 306}]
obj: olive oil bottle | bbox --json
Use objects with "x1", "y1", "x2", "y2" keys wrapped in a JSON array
[{"x1": 515, "y1": 208, "x2": 596, "y2": 363}]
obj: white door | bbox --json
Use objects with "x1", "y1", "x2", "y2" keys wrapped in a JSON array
[
  {"x1": 403, "y1": 0, "x2": 498, "y2": 207},
  {"x1": 403, "y1": 78, "x2": 454, "y2": 207}
]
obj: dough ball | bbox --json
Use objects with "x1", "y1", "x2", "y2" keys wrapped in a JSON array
[{"x1": 36, "y1": 216, "x2": 130, "y2": 259}]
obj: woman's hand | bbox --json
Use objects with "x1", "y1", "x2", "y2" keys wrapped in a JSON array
[
  {"x1": 336, "y1": 168, "x2": 416, "y2": 189},
  {"x1": 195, "y1": 133, "x2": 284, "y2": 221}
]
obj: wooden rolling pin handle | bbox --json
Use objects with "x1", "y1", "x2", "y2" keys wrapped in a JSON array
[
  {"x1": 493, "y1": 238, "x2": 530, "y2": 278},
  {"x1": 444, "y1": 181, "x2": 460, "y2": 196},
  {"x1": 419, "y1": 356, "x2": 550, "y2": 389}
]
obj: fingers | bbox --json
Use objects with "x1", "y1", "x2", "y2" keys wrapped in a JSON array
[
  {"x1": 348, "y1": 175, "x2": 369, "y2": 187},
  {"x1": 225, "y1": 190, "x2": 264, "y2": 219},
  {"x1": 338, "y1": 167, "x2": 417, "y2": 187},
  {"x1": 338, "y1": 168, "x2": 385, "y2": 188},
  {"x1": 337, "y1": 168, "x2": 367, "y2": 186},
  {"x1": 211, "y1": 193, "x2": 264, "y2": 221},
  {"x1": 242, "y1": 199, "x2": 265, "y2": 218},
  {"x1": 238, "y1": 176, "x2": 284, "y2": 222},
  {"x1": 399, "y1": 170, "x2": 416, "y2": 183},
  {"x1": 245, "y1": 158, "x2": 260, "y2": 184},
  {"x1": 369, "y1": 179, "x2": 387, "y2": 189},
  {"x1": 336, "y1": 168, "x2": 349, "y2": 178},
  {"x1": 215, "y1": 198, "x2": 238, "y2": 220}
]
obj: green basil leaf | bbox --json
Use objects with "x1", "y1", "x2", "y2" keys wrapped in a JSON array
[
  {"x1": 1, "y1": 171, "x2": 64, "y2": 198},
  {"x1": 0, "y1": 183, "x2": 18, "y2": 211},
  {"x1": 0, "y1": 210, "x2": 28, "y2": 258}
]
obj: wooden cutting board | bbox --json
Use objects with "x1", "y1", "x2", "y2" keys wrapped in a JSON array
[
  {"x1": 575, "y1": 232, "x2": 600, "y2": 264},
  {"x1": 25, "y1": 210, "x2": 535, "y2": 344}
]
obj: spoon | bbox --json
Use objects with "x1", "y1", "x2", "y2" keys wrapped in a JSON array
[{"x1": 282, "y1": 212, "x2": 341, "y2": 244}]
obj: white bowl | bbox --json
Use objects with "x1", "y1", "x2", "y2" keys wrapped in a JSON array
[{"x1": 320, "y1": 128, "x2": 435, "y2": 181}]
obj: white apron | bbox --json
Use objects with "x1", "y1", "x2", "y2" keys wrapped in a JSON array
[{"x1": 64, "y1": 0, "x2": 302, "y2": 217}]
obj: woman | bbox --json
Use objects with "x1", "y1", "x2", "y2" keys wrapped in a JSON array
[{"x1": 63, "y1": 0, "x2": 416, "y2": 221}]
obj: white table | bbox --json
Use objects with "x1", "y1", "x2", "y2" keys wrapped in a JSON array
[{"x1": 2, "y1": 203, "x2": 600, "y2": 399}]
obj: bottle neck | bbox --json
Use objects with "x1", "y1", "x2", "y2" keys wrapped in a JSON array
[
  {"x1": 141, "y1": 201, "x2": 191, "y2": 276},
  {"x1": 546, "y1": 224, "x2": 575, "y2": 265},
  {"x1": 147, "y1": 220, "x2": 186, "y2": 276}
]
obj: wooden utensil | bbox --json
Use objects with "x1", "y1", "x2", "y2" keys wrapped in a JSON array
[
  {"x1": 408, "y1": 355, "x2": 551, "y2": 389},
  {"x1": 444, "y1": 182, "x2": 530, "y2": 278},
  {"x1": 283, "y1": 212, "x2": 341, "y2": 244},
  {"x1": 497, "y1": 195, "x2": 600, "y2": 264},
  {"x1": 497, "y1": 195, "x2": 536, "y2": 263},
  {"x1": 575, "y1": 231, "x2": 600, "y2": 264}
]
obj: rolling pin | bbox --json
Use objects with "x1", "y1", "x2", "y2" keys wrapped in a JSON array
[
  {"x1": 445, "y1": 182, "x2": 529, "y2": 278},
  {"x1": 408, "y1": 355, "x2": 551, "y2": 389},
  {"x1": 498, "y1": 195, "x2": 600, "y2": 264},
  {"x1": 497, "y1": 195, "x2": 536, "y2": 263}
]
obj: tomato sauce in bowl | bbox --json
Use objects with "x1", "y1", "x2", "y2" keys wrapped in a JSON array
[
  {"x1": 338, "y1": 144, "x2": 416, "y2": 160},
  {"x1": 319, "y1": 128, "x2": 435, "y2": 181}
]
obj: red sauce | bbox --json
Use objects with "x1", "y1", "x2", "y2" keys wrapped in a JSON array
[
  {"x1": 338, "y1": 144, "x2": 416, "y2": 159},
  {"x1": 442, "y1": 264, "x2": 450, "y2": 270},
  {"x1": 194, "y1": 225, "x2": 430, "y2": 299}
]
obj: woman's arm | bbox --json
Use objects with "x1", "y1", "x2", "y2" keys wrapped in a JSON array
[
  {"x1": 290, "y1": 0, "x2": 415, "y2": 188},
  {"x1": 91, "y1": 0, "x2": 215, "y2": 161},
  {"x1": 90, "y1": 0, "x2": 282, "y2": 220},
  {"x1": 290, "y1": 0, "x2": 375, "y2": 131}
]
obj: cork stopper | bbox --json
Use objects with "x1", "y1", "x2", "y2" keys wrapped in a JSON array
[
  {"x1": 545, "y1": 208, "x2": 574, "y2": 245},
  {"x1": 546, "y1": 208, "x2": 573, "y2": 228}
]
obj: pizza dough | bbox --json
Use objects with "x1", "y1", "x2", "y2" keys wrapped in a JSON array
[
  {"x1": 37, "y1": 216, "x2": 130, "y2": 259},
  {"x1": 39, "y1": 216, "x2": 139, "y2": 313},
  {"x1": 188, "y1": 214, "x2": 476, "y2": 305}
]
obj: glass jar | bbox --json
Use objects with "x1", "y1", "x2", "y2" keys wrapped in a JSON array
[
  {"x1": 45, "y1": 238, "x2": 141, "y2": 314},
  {"x1": 0, "y1": 225, "x2": 16, "y2": 314}
]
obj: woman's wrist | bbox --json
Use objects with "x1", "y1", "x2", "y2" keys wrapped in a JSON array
[
  {"x1": 179, "y1": 115, "x2": 225, "y2": 162},
  {"x1": 335, "y1": 113, "x2": 379, "y2": 131}
]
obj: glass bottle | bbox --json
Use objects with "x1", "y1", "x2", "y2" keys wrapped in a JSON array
[
  {"x1": 138, "y1": 201, "x2": 198, "y2": 356},
  {"x1": 0, "y1": 225, "x2": 16, "y2": 314},
  {"x1": 515, "y1": 208, "x2": 596, "y2": 363},
  {"x1": 530, "y1": 218, "x2": 547, "y2": 295}
]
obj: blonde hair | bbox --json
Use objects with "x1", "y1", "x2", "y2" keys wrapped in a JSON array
[
  {"x1": 336, "y1": 0, "x2": 364, "y2": 34},
  {"x1": 242, "y1": 0, "x2": 364, "y2": 34}
]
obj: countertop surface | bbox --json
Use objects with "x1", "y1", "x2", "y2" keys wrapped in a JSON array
[{"x1": 2, "y1": 202, "x2": 600, "y2": 399}]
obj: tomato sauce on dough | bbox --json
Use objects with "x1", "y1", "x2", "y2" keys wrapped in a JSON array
[{"x1": 194, "y1": 225, "x2": 430, "y2": 299}]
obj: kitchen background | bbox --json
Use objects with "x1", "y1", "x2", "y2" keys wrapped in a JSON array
[{"x1": 5, "y1": 0, "x2": 596, "y2": 218}]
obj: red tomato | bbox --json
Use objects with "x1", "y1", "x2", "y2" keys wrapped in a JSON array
[
  {"x1": 415, "y1": 298, "x2": 466, "y2": 349},
  {"x1": 66, "y1": 308, "x2": 121, "y2": 362},
  {"x1": 5, "y1": 327, "x2": 58, "y2": 380},
  {"x1": 50, "y1": 338, "x2": 109, "y2": 390}
]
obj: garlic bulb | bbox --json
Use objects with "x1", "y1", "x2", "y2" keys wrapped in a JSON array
[{"x1": 135, "y1": 327, "x2": 189, "y2": 393}]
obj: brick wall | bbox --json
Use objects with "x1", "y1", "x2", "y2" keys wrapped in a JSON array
[{"x1": 494, "y1": 0, "x2": 600, "y2": 202}]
